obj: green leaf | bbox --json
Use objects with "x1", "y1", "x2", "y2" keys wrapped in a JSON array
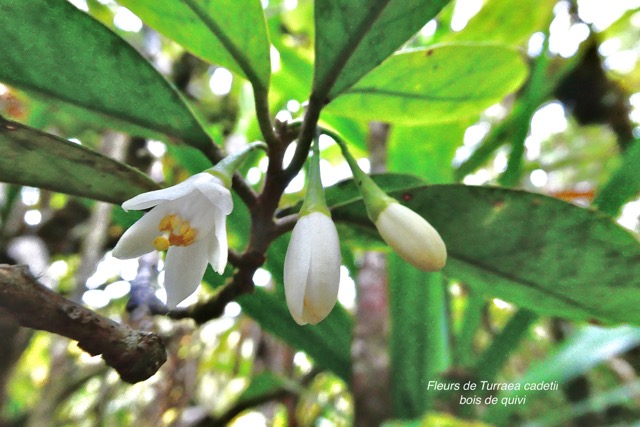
[
  {"x1": 202, "y1": 235, "x2": 353, "y2": 382},
  {"x1": 331, "y1": 184, "x2": 640, "y2": 325},
  {"x1": 473, "y1": 309, "x2": 538, "y2": 381},
  {"x1": 593, "y1": 138, "x2": 640, "y2": 217},
  {"x1": 324, "y1": 44, "x2": 528, "y2": 125},
  {"x1": 238, "y1": 289, "x2": 353, "y2": 382},
  {"x1": 484, "y1": 325, "x2": 640, "y2": 423},
  {"x1": 0, "y1": 0, "x2": 210, "y2": 147},
  {"x1": 444, "y1": 0, "x2": 555, "y2": 46},
  {"x1": 388, "y1": 121, "x2": 470, "y2": 183},
  {"x1": 235, "y1": 371, "x2": 295, "y2": 405},
  {"x1": 525, "y1": 380, "x2": 640, "y2": 427},
  {"x1": 389, "y1": 260, "x2": 450, "y2": 417},
  {"x1": 118, "y1": 0, "x2": 271, "y2": 90},
  {"x1": 314, "y1": 0, "x2": 450, "y2": 99},
  {"x1": 0, "y1": 118, "x2": 159, "y2": 204}
]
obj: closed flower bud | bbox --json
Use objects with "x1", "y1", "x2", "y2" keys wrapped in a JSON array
[
  {"x1": 375, "y1": 202, "x2": 446, "y2": 271},
  {"x1": 284, "y1": 212, "x2": 341, "y2": 325}
]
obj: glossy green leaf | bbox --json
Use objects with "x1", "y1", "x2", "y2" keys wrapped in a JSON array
[
  {"x1": 389, "y1": 260, "x2": 450, "y2": 417},
  {"x1": 0, "y1": 0, "x2": 211, "y2": 148},
  {"x1": 0, "y1": 118, "x2": 159, "y2": 204},
  {"x1": 331, "y1": 184, "x2": 640, "y2": 325},
  {"x1": 484, "y1": 325, "x2": 640, "y2": 423},
  {"x1": 118, "y1": 0, "x2": 271, "y2": 89},
  {"x1": 593, "y1": 138, "x2": 640, "y2": 217},
  {"x1": 314, "y1": 0, "x2": 450, "y2": 99},
  {"x1": 324, "y1": 44, "x2": 528, "y2": 125}
]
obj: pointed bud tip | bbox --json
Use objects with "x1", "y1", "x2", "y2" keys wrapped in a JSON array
[{"x1": 375, "y1": 202, "x2": 447, "y2": 272}]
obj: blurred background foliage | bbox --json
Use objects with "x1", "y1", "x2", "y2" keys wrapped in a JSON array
[{"x1": 1, "y1": 0, "x2": 640, "y2": 426}]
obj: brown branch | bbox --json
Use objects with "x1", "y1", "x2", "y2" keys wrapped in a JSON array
[{"x1": 0, "y1": 264, "x2": 166, "y2": 384}]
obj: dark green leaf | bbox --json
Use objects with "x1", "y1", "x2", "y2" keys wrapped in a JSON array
[
  {"x1": 0, "y1": 118, "x2": 158, "y2": 204},
  {"x1": 235, "y1": 371, "x2": 295, "y2": 404},
  {"x1": 389, "y1": 260, "x2": 450, "y2": 417},
  {"x1": 238, "y1": 289, "x2": 353, "y2": 382},
  {"x1": 593, "y1": 138, "x2": 640, "y2": 217},
  {"x1": 324, "y1": 44, "x2": 528, "y2": 125},
  {"x1": 203, "y1": 236, "x2": 353, "y2": 382},
  {"x1": 118, "y1": 0, "x2": 271, "y2": 89},
  {"x1": 0, "y1": 0, "x2": 210, "y2": 147},
  {"x1": 525, "y1": 380, "x2": 640, "y2": 427},
  {"x1": 314, "y1": 0, "x2": 450, "y2": 99},
  {"x1": 484, "y1": 325, "x2": 640, "y2": 423},
  {"x1": 332, "y1": 184, "x2": 640, "y2": 325}
]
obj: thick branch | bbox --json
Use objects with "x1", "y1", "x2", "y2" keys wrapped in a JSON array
[{"x1": 0, "y1": 265, "x2": 166, "y2": 384}]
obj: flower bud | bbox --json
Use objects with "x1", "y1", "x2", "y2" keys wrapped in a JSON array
[
  {"x1": 375, "y1": 202, "x2": 446, "y2": 271},
  {"x1": 284, "y1": 212, "x2": 341, "y2": 325}
]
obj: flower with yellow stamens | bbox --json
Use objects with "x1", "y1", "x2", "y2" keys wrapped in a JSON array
[
  {"x1": 113, "y1": 142, "x2": 265, "y2": 308},
  {"x1": 112, "y1": 172, "x2": 233, "y2": 308}
]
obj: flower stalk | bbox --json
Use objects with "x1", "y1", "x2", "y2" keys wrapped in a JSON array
[{"x1": 334, "y1": 133, "x2": 447, "y2": 272}]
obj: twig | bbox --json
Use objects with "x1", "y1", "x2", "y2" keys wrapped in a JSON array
[{"x1": 0, "y1": 264, "x2": 166, "y2": 383}]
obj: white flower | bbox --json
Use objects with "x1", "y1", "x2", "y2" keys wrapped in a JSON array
[
  {"x1": 284, "y1": 212, "x2": 341, "y2": 325},
  {"x1": 375, "y1": 202, "x2": 446, "y2": 271},
  {"x1": 112, "y1": 172, "x2": 232, "y2": 308}
]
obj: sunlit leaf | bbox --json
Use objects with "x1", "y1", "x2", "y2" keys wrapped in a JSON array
[
  {"x1": 443, "y1": 0, "x2": 555, "y2": 46},
  {"x1": 118, "y1": 0, "x2": 271, "y2": 90},
  {"x1": 314, "y1": 0, "x2": 450, "y2": 99},
  {"x1": 388, "y1": 121, "x2": 469, "y2": 184},
  {"x1": 324, "y1": 44, "x2": 528, "y2": 125},
  {"x1": 0, "y1": 0, "x2": 211, "y2": 148},
  {"x1": 332, "y1": 184, "x2": 640, "y2": 325},
  {"x1": 0, "y1": 118, "x2": 158, "y2": 203}
]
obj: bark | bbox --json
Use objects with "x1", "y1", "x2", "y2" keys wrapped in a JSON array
[{"x1": 0, "y1": 264, "x2": 166, "y2": 384}]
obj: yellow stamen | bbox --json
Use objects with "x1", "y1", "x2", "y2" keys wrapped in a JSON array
[
  {"x1": 177, "y1": 222, "x2": 190, "y2": 237},
  {"x1": 159, "y1": 214, "x2": 179, "y2": 232},
  {"x1": 156, "y1": 214, "x2": 198, "y2": 250},
  {"x1": 153, "y1": 236, "x2": 170, "y2": 251},
  {"x1": 182, "y1": 228, "x2": 197, "y2": 245}
]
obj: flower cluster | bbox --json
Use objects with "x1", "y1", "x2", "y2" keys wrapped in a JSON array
[{"x1": 113, "y1": 137, "x2": 446, "y2": 325}]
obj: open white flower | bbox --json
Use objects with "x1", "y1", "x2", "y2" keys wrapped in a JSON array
[
  {"x1": 375, "y1": 202, "x2": 446, "y2": 272},
  {"x1": 284, "y1": 212, "x2": 341, "y2": 325},
  {"x1": 112, "y1": 172, "x2": 232, "y2": 308}
]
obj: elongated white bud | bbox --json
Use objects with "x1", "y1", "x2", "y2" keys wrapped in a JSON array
[
  {"x1": 375, "y1": 202, "x2": 446, "y2": 271},
  {"x1": 284, "y1": 212, "x2": 341, "y2": 325}
]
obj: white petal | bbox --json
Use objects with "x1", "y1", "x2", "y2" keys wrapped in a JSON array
[
  {"x1": 303, "y1": 213, "x2": 341, "y2": 324},
  {"x1": 376, "y1": 203, "x2": 447, "y2": 271},
  {"x1": 283, "y1": 216, "x2": 313, "y2": 325},
  {"x1": 208, "y1": 208, "x2": 228, "y2": 273},
  {"x1": 163, "y1": 241, "x2": 208, "y2": 308},
  {"x1": 193, "y1": 174, "x2": 234, "y2": 215},
  {"x1": 112, "y1": 206, "x2": 168, "y2": 259},
  {"x1": 122, "y1": 173, "x2": 204, "y2": 211}
]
